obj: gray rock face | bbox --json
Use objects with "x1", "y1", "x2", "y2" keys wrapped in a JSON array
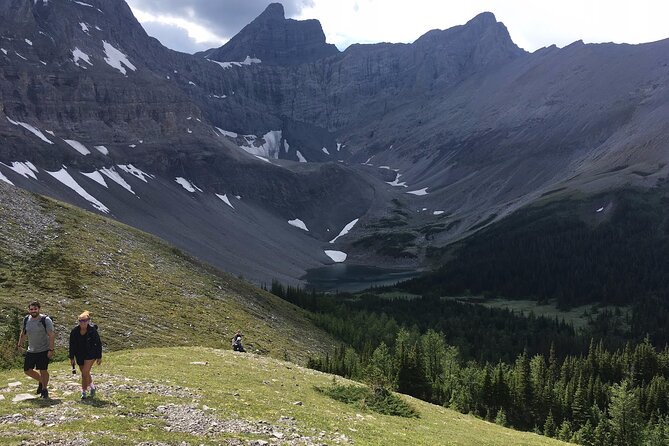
[
  {"x1": 1, "y1": 1, "x2": 669, "y2": 283},
  {"x1": 198, "y1": 3, "x2": 339, "y2": 66}
]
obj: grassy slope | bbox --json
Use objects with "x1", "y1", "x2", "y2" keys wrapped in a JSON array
[
  {"x1": 0, "y1": 183, "x2": 334, "y2": 363},
  {"x1": 0, "y1": 347, "x2": 572, "y2": 446}
]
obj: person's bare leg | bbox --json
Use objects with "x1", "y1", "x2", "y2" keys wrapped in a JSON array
[
  {"x1": 24, "y1": 369, "x2": 41, "y2": 382},
  {"x1": 38, "y1": 370, "x2": 49, "y2": 389},
  {"x1": 81, "y1": 360, "x2": 95, "y2": 391}
]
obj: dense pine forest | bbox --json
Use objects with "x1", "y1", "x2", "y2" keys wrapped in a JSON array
[
  {"x1": 269, "y1": 282, "x2": 669, "y2": 445},
  {"x1": 404, "y1": 187, "x2": 669, "y2": 308}
]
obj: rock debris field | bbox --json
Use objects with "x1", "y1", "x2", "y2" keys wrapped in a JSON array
[{"x1": 0, "y1": 371, "x2": 353, "y2": 446}]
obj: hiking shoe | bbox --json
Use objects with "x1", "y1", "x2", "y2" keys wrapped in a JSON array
[
  {"x1": 80, "y1": 391, "x2": 87, "y2": 400},
  {"x1": 36, "y1": 382, "x2": 43, "y2": 395},
  {"x1": 89, "y1": 387, "x2": 96, "y2": 398},
  {"x1": 40, "y1": 389, "x2": 49, "y2": 399}
]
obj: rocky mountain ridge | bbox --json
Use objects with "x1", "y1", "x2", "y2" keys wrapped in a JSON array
[
  {"x1": 198, "y1": 3, "x2": 339, "y2": 66},
  {"x1": 1, "y1": 0, "x2": 668, "y2": 285}
]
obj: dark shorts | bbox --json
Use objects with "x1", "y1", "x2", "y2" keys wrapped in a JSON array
[
  {"x1": 24, "y1": 351, "x2": 50, "y2": 371},
  {"x1": 73, "y1": 355, "x2": 99, "y2": 366}
]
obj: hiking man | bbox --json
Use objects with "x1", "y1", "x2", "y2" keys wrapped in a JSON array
[
  {"x1": 232, "y1": 331, "x2": 245, "y2": 352},
  {"x1": 17, "y1": 301, "x2": 55, "y2": 399}
]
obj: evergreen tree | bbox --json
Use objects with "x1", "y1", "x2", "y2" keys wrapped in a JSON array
[
  {"x1": 557, "y1": 420, "x2": 573, "y2": 442},
  {"x1": 495, "y1": 408, "x2": 508, "y2": 427},
  {"x1": 571, "y1": 420, "x2": 595, "y2": 446},
  {"x1": 543, "y1": 410, "x2": 556, "y2": 438},
  {"x1": 365, "y1": 342, "x2": 397, "y2": 390},
  {"x1": 608, "y1": 380, "x2": 643, "y2": 446}
]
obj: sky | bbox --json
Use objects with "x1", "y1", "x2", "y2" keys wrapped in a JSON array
[{"x1": 125, "y1": 0, "x2": 669, "y2": 54}]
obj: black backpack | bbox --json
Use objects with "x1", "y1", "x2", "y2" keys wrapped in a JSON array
[{"x1": 23, "y1": 315, "x2": 51, "y2": 334}]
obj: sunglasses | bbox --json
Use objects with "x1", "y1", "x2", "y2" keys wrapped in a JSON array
[{"x1": 78, "y1": 318, "x2": 90, "y2": 323}]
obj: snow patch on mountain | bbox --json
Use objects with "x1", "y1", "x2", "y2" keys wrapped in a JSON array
[
  {"x1": 80, "y1": 23, "x2": 89, "y2": 34},
  {"x1": 72, "y1": 1, "x2": 95, "y2": 9},
  {"x1": 100, "y1": 167, "x2": 134, "y2": 194},
  {"x1": 330, "y1": 218, "x2": 359, "y2": 243},
  {"x1": 433, "y1": 211, "x2": 445, "y2": 215},
  {"x1": 1, "y1": 162, "x2": 38, "y2": 180},
  {"x1": 6, "y1": 117, "x2": 53, "y2": 144},
  {"x1": 72, "y1": 48, "x2": 93, "y2": 67},
  {"x1": 81, "y1": 170, "x2": 108, "y2": 187},
  {"x1": 47, "y1": 168, "x2": 109, "y2": 213},
  {"x1": 118, "y1": 164, "x2": 152, "y2": 182},
  {"x1": 322, "y1": 147, "x2": 330, "y2": 155},
  {"x1": 386, "y1": 172, "x2": 407, "y2": 187},
  {"x1": 0, "y1": 171, "x2": 13, "y2": 186},
  {"x1": 94, "y1": 145, "x2": 109, "y2": 155},
  {"x1": 407, "y1": 187, "x2": 429, "y2": 196},
  {"x1": 325, "y1": 250, "x2": 347, "y2": 263},
  {"x1": 102, "y1": 41, "x2": 136, "y2": 75},
  {"x1": 207, "y1": 56, "x2": 261, "y2": 69},
  {"x1": 216, "y1": 128, "x2": 238, "y2": 138},
  {"x1": 175, "y1": 177, "x2": 202, "y2": 193},
  {"x1": 238, "y1": 131, "x2": 282, "y2": 159},
  {"x1": 216, "y1": 194, "x2": 234, "y2": 209},
  {"x1": 288, "y1": 219, "x2": 309, "y2": 232},
  {"x1": 296, "y1": 151, "x2": 307, "y2": 163},
  {"x1": 64, "y1": 139, "x2": 91, "y2": 155}
]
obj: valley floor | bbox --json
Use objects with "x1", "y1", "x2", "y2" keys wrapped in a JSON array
[{"x1": 0, "y1": 347, "x2": 571, "y2": 445}]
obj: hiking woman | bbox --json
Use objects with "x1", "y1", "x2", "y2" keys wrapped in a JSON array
[{"x1": 68, "y1": 311, "x2": 102, "y2": 399}]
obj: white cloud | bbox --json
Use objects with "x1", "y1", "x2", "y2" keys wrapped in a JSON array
[
  {"x1": 127, "y1": 0, "x2": 669, "y2": 54},
  {"x1": 132, "y1": 7, "x2": 227, "y2": 50},
  {"x1": 298, "y1": 0, "x2": 669, "y2": 51}
]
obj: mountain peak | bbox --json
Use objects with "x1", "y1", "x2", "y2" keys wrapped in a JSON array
[
  {"x1": 258, "y1": 3, "x2": 285, "y2": 21},
  {"x1": 467, "y1": 11, "x2": 497, "y2": 27},
  {"x1": 199, "y1": 2, "x2": 339, "y2": 66}
]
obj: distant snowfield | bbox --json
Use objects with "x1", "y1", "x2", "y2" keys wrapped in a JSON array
[
  {"x1": 100, "y1": 167, "x2": 134, "y2": 194},
  {"x1": 387, "y1": 172, "x2": 408, "y2": 187},
  {"x1": 208, "y1": 56, "x2": 261, "y2": 69},
  {"x1": 47, "y1": 168, "x2": 109, "y2": 213},
  {"x1": 330, "y1": 218, "x2": 359, "y2": 244},
  {"x1": 322, "y1": 147, "x2": 330, "y2": 155},
  {"x1": 6, "y1": 117, "x2": 53, "y2": 144},
  {"x1": 81, "y1": 170, "x2": 108, "y2": 187},
  {"x1": 325, "y1": 250, "x2": 347, "y2": 263},
  {"x1": 433, "y1": 210, "x2": 445, "y2": 215},
  {"x1": 118, "y1": 164, "x2": 153, "y2": 182},
  {"x1": 94, "y1": 145, "x2": 109, "y2": 155},
  {"x1": 64, "y1": 139, "x2": 91, "y2": 155},
  {"x1": 407, "y1": 187, "x2": 429, "y2": 196},
  {"x1": 216, "y1": 128, "x2": 238, "y2": 138},
  {"x1": 2, "y1": 161, "x2": 38, "y2": 180},
  {"x1": 239, "y1": 131, "x2": 282, "y2": 159},
  {"x1": 175, "y1": 177, "x2": 202, "y2": 193},
  {"x1": 0, "y1": 171, "x2": 13, "y2": 185},
  {"x1": 102, "y1": 41, "x2": 136, "y2": 75},
  {"x1": 288, "y1": 219, "x2": 309, "y2": 232},
  {"x1": 72, "y1": 48, "x2": 92, "y2": 67},
  {"x1": 216, "y1": 193, "x2": 234, "y2": 209},
  {"x1": 296, "y1": 151, "x2": 307, "y2": 163}
]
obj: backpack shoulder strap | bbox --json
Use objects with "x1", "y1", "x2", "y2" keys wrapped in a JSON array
[
  {"x1": 23, "y1": 315, "x2": 29, "y2": 332},
  {"x1": 40, "y1": 316, "x2": 48, "y2": 332}
]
